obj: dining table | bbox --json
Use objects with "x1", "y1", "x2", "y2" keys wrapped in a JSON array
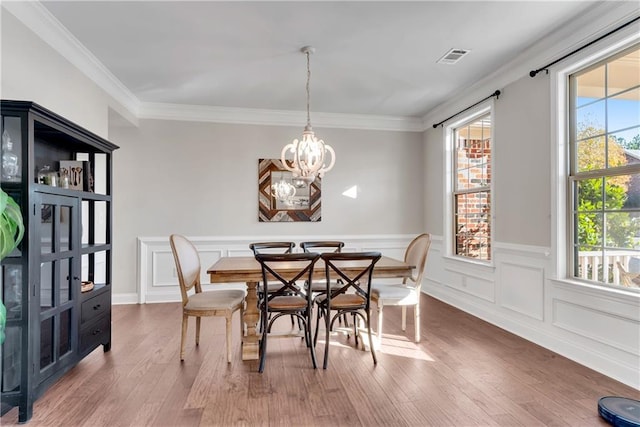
[{"x1": 207, "y1": 255, "x2": 414, "y2": 360}]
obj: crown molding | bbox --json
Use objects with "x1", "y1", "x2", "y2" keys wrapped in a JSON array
[
  {"x1": 422, "y1": 1, "x2": 640, "y2": 127},
  {"x1": 2, "y1": 1, "x2": 140, "y2": 116},
  {"x1": 138, "y1": 102, "x2": 425, "y2": 132}
]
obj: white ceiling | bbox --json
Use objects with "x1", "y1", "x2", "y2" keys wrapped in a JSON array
[{"x1": 38, "y1": 1, "x2": 600, "y2": 119}]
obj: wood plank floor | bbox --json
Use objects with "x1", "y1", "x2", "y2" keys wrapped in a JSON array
[{"x1": 2, "y1": 295, "x2": 638, "y2": 426}]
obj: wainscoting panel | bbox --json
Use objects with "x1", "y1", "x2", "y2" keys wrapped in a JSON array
[
  {"x1": 499, "y1": 262, "x2": 545, "y2": 321},
  {"x1": 553, "y1": 299, "x2": 639, "y2": 355},
  {"x1": 136, "y1": 234, "x2": 414, "y2": 304},
  {"x1": 423, "y1": 235, "x2": 640, "y2": 389}
]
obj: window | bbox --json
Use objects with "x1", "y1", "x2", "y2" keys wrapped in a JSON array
[
  {"x1": 453, "y1": 114, "x2": 492, "y2": 261},
  {"x1": 569, "y1": 44, "x2": 640, "y2": 287}
]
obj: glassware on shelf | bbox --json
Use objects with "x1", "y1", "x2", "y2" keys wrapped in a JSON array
[
  {"x1": 2, "y1": 129, "x2": 20, "y2": 182},
  {"x1": 37, "y1": 165, "x2": 52, "y2": 185}
]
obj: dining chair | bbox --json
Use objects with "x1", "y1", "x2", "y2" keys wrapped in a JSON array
[
  {"x1": 315, "y1": 251, "x2": 381, "y2": 369},
  {"x1": 299, "y1": 241, "x2": 345, "y2": 293},
  {"x1": 249, "y1": 242, "x2": 298, "y2": 327},
  {"x1": 254, "y1": 252, "x2": 320, "y2": 373},
  {"x1": 371, "y1": 233, "x2": 431, "y2": 344},
  {"x1": 169, "y1": 234, "x2": 247, "y2": 363}
]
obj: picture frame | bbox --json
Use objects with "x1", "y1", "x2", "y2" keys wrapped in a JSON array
[
  {"x1": 258, "y1": 158, "x2": 321, "y2": 222},
  {"x1": 58, "y1": 160, "x2": 84, "y2": 191}
]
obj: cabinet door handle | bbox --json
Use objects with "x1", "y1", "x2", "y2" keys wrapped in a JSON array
[
  {"x1": 93, "y1": 304, "x2": 101, "y2": 310},
  {"x1": 92, "y1": 329, "x2": 102, "y2": 335}
]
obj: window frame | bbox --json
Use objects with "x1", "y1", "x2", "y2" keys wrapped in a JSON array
[
  {"x1": 551, "y1": 25, "x2": 640, "y2": 292},
  {"x1": 567, "y1": 43, "x2": 640, "y2": 287},
  {"x1": 444, "y1": 104, "x2": 494, "y2": 265}
]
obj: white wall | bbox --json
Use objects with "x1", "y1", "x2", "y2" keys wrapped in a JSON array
[{"x1": 1, "y1": 10, "x2": 113, "y2": 137}]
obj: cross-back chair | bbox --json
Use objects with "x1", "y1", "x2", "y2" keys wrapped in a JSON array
[
  {"x1": 315, "y1": 251, "x2": 381, "y2": 369},
  {"x1": 254, "y1": 252, "x2": 320, "y2": 373},
  {"x1": 169, "y1": 234, "x2": 246, "y2": 363}
]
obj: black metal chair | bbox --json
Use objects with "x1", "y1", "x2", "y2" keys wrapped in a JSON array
[
  {"x1": 255, "y1": 252, "x2": 320, "y2": 373},
  {"x1": 314, "y1": 251, "x2": 381, "y2": 369},
  {"x1": 250, "y1": 242, "x2": 298, "y2": 328},
  {"x1": 299, "y1": 241, "x2": 345, "y2": 293}
]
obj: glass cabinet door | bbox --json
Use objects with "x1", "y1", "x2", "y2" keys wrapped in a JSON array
[{"x1": 35, "y1": 192, "x2": 79, "y2": 382}]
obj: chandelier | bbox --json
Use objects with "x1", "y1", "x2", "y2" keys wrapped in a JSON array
[{"x1": 281, "y1": 46, "x2": 335, "y2": 184}]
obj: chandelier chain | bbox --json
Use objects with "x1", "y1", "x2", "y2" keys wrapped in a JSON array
[{"x1": 306, "y1": 50, "x2": 311, "y2": 127}]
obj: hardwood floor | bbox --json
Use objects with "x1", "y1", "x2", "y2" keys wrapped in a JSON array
[{"x1": 2, "y1": 295, "x2": 637, "y2": 426}]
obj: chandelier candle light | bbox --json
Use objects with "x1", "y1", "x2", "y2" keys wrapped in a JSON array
[{"x1": 281, "y1": 46, "x2": 335, "y2": 184}]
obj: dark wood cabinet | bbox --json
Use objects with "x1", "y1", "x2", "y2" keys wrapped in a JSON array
[{"x1": 1, "y1": 101, "x2": 118, "y2": 422}]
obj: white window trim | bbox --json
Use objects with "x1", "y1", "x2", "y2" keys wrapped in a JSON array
[
  {"x1": 443, "y1": 102, "x2": 495, "y2": 265},
  {"x1": 550, "y1": 24, "x2": 640, "y2": 288}
]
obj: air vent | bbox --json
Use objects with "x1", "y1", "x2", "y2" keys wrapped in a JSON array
[{"x1": 437, "y1": 48, "x2": 470, "y2": 64}]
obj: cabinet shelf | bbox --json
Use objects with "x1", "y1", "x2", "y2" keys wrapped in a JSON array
[{"x1": 1, "y1": 100, "x2": 118, "y2": 422}]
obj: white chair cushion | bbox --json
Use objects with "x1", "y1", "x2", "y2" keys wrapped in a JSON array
[
  {"x1": 371, "y1": 284, "x2": 419, "y2": 306},
  {"x1": 185, "y1": 289, "x2": 245, "y2": 311},
  {"x1": 204, "y1": 283, "x2": 247, "y2": 297}
]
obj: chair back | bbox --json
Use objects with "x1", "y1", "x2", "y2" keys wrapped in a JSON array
[
  {"x1": 404, "y1": 233, "x2": 431, "y2": 289},
  {"x1": 300, "y1": 241, "x2": 344, "y2": 253},
  {"x1": 249, "y1": 241, "x2": 295, "y2": 255},
  {"x1": 321, "y1": 252, "x2": 382, "y2": 309},
  {"x1": 255, "y1": 252, "x2": 320, "y2": 303},
  {"x1": 169, "y1": 234, "x2": 202, "y2": 304}
]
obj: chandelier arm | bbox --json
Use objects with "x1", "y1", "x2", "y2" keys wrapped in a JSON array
[
  {"x1": 320, "y1": 144, "x2": 336, "y2": 175},
  {"x1": 280, "y1": 142, "x2": 297, "y2": 173}
]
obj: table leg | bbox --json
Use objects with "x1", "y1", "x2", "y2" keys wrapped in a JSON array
[{"x1": 242, "y1": 281, "x2": 260, "y2": 360}]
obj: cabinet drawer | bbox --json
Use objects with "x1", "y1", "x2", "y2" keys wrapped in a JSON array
[
  {"x1": 79, "y1": 315, "x2": 110, "y2": 354},
  {"x1": 81, "y1": 291, "x2": 110, "y2": 324}
]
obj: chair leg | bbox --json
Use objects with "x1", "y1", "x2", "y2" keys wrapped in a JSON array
[
  {"x1": 365, "y1": 310, "x2": 377, "y2": 365},
  {"x1": 414, "y1": 304, "x2": 420, "y2": 343},
  {"x1": 195, "y1": 316, "x2": 201, "y2": 346},
  {"x1": 323, "y1": 307, "x2": 331, "y2": 369},
  {"x1": 307, "y1": 317, "x2": 318, "y2": 370},
  {"x1": 180, "y1": 314, "x2": 188, "y2": 361},
  {"x1": 258, "y1": 309, "x2": 268, "y2": 373},
  {"x1": 401, "y1": 306, "x2": 407, "y2": 331},
  {"x1": 226, "y1": 314, "x2": 232, "y2": 363},
  {"x1": 377, "y1": 303, "x2": 383, "y2": 343}
]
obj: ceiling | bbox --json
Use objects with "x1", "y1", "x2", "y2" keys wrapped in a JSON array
[{"x1": 39, "y1": 1, "x2": 600, "y2": 120}]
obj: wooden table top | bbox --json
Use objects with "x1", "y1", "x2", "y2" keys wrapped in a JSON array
[{"x1": 207, "y1": 255, "x2": 413, "y2": 283}]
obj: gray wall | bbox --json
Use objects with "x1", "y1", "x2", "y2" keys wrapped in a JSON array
[{"x1": 110, "y1": 119, "x2": 424, "y2": 295}]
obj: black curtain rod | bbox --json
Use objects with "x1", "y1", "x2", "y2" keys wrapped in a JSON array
[
  {"x1": 432, "y1": 90, "x2": 501, "y2": 129},
  {"x1": 530, "y1": 16, "x2": 640, "y2": 78}
]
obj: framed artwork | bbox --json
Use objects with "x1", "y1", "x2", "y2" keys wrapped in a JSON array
[
  {"x1": 59, "y1": 160, "x2": 84, "y2": 190},
  {"x1": 258, "y1": 158, "x2": 321, "y2": 222}
]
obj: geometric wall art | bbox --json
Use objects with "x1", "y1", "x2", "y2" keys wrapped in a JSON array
[{"x1": 258, "y1": 158, "x2": 321, "y2": 222}]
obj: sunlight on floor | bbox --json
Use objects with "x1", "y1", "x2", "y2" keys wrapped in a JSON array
[{"x1": 317, "y1": 330, "x2": 435, "y2": 362}]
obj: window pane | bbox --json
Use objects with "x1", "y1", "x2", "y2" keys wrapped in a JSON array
[
  {"x1": 576, "y1": 212, "x2": 603, "y2": 247},
  {"x1": 576, "y1": 136, "x2": 606, "y2": 172},
  {"x1": 455, "y1": 116, "x2": 491, "y2": 190},
  {"x1": 576, "y1": 65, "x2": 605, "y2": 105},
  {"x1": 606, "y1": 212, "x2": 636, "y2": 248},
  {"x1": 608, "y1": 87, "x2": 639, "y2": 132},
  {"x1": 455, "y1": 192, "x2": 490, "y2": 260},
  {"x1": 576, "y1": 99, "x2": 605, "y2": 131},
  {"x1": 608, "y1": 48, "x2": 640, "y2": 94}
]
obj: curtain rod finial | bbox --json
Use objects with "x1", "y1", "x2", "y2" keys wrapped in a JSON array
[{"x1": 529, "y1": 70, "x2": 538, "y2": 78}]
